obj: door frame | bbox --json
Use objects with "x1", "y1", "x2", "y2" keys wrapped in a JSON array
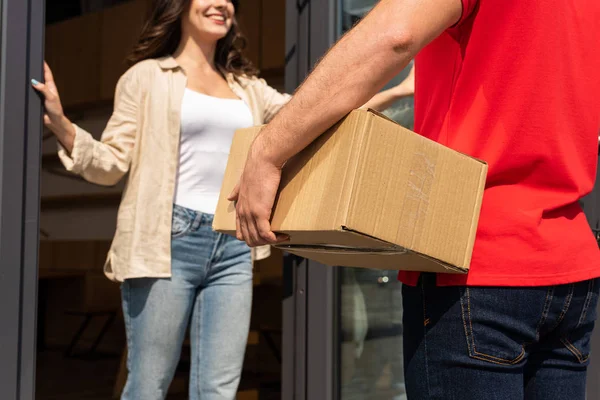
[
  {"x1": 0, "y1": 0, "x2": 44, "y2": 398},
  {"x1": 283, "y1": 1, "x2": 339, "y2": 399}
]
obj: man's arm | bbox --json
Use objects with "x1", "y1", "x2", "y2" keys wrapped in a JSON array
[
  {"x1": 232, "y1": 0, "x2": 464, "y2": 246},
  {"x1": 253, "y1": 0, "x2": 461, "y2": 167}
]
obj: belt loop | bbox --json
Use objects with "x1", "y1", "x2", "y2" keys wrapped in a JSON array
[{"x1": 192, "y1": 210, "x2": 203, "y2": 230}]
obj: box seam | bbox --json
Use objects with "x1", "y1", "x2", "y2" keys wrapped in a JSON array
[
  {"x1": 342, "y1": 110, "x2": 374, "y2": 228},
  {"x1": 462, "y1": 163, "x2": 488, "y2": 268}
]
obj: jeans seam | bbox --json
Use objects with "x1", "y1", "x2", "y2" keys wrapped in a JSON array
[
  {"x1": 577, "y1": 279, "x2": 595, "y2": 329},
  {"x1": 212, "y1": 233, "x2": 226, "y2": 264},
  {"x1": 560, "y1": 337, "x2": 589, "y2": 363},
  {"x1": 459, "y1": 288, "x2": 473, "y2": 355},
  {"x1": 421, "y1": 281, "x2": 431, "y2": 398},
  {"x1": 535, "y1": 287, "x2": 554, "y2": 342},
  {"x1": 560, "y1": 280, "x2": 596, "y2": 365},
  {"x1": 549, "y1": 284, "x2": 575, "y2": 332},
  {"x1": 461, "y1": 287, "x2": 526, "y2": 365},
  {"x1": 192, "y1": 290, "x2": 204, "y2": 398},
  {"x1": 206, "y1": 233, "x2": 224, "y2": 279}
]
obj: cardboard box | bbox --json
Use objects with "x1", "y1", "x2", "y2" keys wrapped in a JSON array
[{"x1": 214, "y1": 109, "x2": 487, "y2": 273}]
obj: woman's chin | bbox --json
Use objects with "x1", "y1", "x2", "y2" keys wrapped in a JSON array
[{"x1": 194, "y1": 26, "x2": 230, "y2": 42}]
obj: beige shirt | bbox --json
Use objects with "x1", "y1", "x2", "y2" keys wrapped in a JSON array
[{"x1": 58, "y1": 56, "x2": 291, "y2": 282}]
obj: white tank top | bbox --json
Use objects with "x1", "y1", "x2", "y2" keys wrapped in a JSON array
[{"x1": 174, "y1": 88, "x2": 253, "y2": 214}]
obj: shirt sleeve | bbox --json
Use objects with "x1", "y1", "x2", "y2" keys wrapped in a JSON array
[
  {"x1": 57, "y1": 68, "x2": 139, "y2": 186},
  {"x1": 455, "y1": 0, "x2": 479, "y2": 26},
  {"x1": 257, "y1": 78, "x2": 292, "y2": 123}
]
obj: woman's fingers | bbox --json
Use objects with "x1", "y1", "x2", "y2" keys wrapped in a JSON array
[
  {"x1": 43, "y1": 62, "x2": 58, "y2": 93},
  {"x1": 31, "y1": 79, "x2": 48, "y2": 96}
]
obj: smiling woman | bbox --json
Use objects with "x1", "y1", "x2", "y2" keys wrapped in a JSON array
[
  {"x1": 31, "y1": 0, "x2": 291, "y2": 399},
  {"x1": 127, "y1": 0, "x2": 256, "y2": 79}
]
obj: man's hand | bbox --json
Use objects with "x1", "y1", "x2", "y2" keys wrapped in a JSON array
[{"x1": 228, "y1": 140, "x2": 288, "y2": 247}]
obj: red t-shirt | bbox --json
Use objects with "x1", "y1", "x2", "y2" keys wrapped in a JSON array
[{"x1": 399, "y1": 0, "x2": 600, "y2": 286}]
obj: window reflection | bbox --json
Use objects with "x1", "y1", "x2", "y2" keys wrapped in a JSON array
[{"x1": 340, "y1": 269, "x2": 406, "y2": 400}]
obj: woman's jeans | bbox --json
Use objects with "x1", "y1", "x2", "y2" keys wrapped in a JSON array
[
  {"x1": 120, "y1": 205, "x2": 253, "y2": 400},
  {"x1": 403, "y1": 273, "x2": 600, "y2": 400}
]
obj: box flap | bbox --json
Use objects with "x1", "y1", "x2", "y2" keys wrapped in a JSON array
[
  {"x1": 280, "y1": 246, "x2": 468, "y2": 274},
  {"x1": 368, "y1": 108, "x2": 487, "y2": 165},
  {"x1": 276, "y1": 244, "x2": 408, "y2": 254},
  {"x1": 276, "y1": 226, "x2": 468, "y2": 274},
  {"x1": 365, "y1": 108, "x2": 397, "y2": 124}
]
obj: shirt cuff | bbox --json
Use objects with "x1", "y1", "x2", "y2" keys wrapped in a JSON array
[{"x1": 57, "y1": 123, "x2": 94, "y2": 174}]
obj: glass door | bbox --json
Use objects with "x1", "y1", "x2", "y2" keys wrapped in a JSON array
[
  {"x1": 283, "y1": 1, "x2": 413, "y2": 399},
  {"x1": 0, "y1": 0, "x2": 44, "y2": 398},
  {"x1": 338, "y1": 2, "x2": 412, "y2": 399}
]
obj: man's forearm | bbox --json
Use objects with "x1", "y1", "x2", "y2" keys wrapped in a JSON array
[{"x1": 253, "y1": 2, "x2": 418, "y2": 167}]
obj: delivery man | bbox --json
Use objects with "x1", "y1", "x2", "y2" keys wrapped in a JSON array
[{"x1": 230, "y1": 0, "x2": 600, "y2": 398}]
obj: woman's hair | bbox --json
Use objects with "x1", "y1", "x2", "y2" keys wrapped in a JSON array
[{"x1": 126, "y1": 0, "x2": 258, "y2": 77}]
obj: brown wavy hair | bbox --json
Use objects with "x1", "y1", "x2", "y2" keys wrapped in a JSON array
[{"x1": 127, "y1": 0, "x2": 258, "y2": 77}]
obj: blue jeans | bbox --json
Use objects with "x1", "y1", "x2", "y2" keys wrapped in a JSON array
[
  {"x1": 120, "y1": 205, "x2": 253, "y2": 400},
  {"x1": 403, "y1": 273, "x2": 600, "y2": 400}
]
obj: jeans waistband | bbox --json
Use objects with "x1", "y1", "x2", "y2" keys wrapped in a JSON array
[{"x1": 173, "y1": 203, "x2": 214, "y2": 228}]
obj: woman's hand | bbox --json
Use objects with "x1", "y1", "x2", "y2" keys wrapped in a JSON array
[{"x1": 31, "y1": 62, "x2": 75, "y2": 152}]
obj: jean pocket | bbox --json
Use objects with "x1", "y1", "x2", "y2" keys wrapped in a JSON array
[
  {"x1": 460, "y1": 287, "x2": 531, "y2": 365},
  {"x1": 561, "y1": 279, "x2": 600, "y2": 364},
  {"x1": 171, "y1": 205, "x2": 194, "y2": 238}
]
